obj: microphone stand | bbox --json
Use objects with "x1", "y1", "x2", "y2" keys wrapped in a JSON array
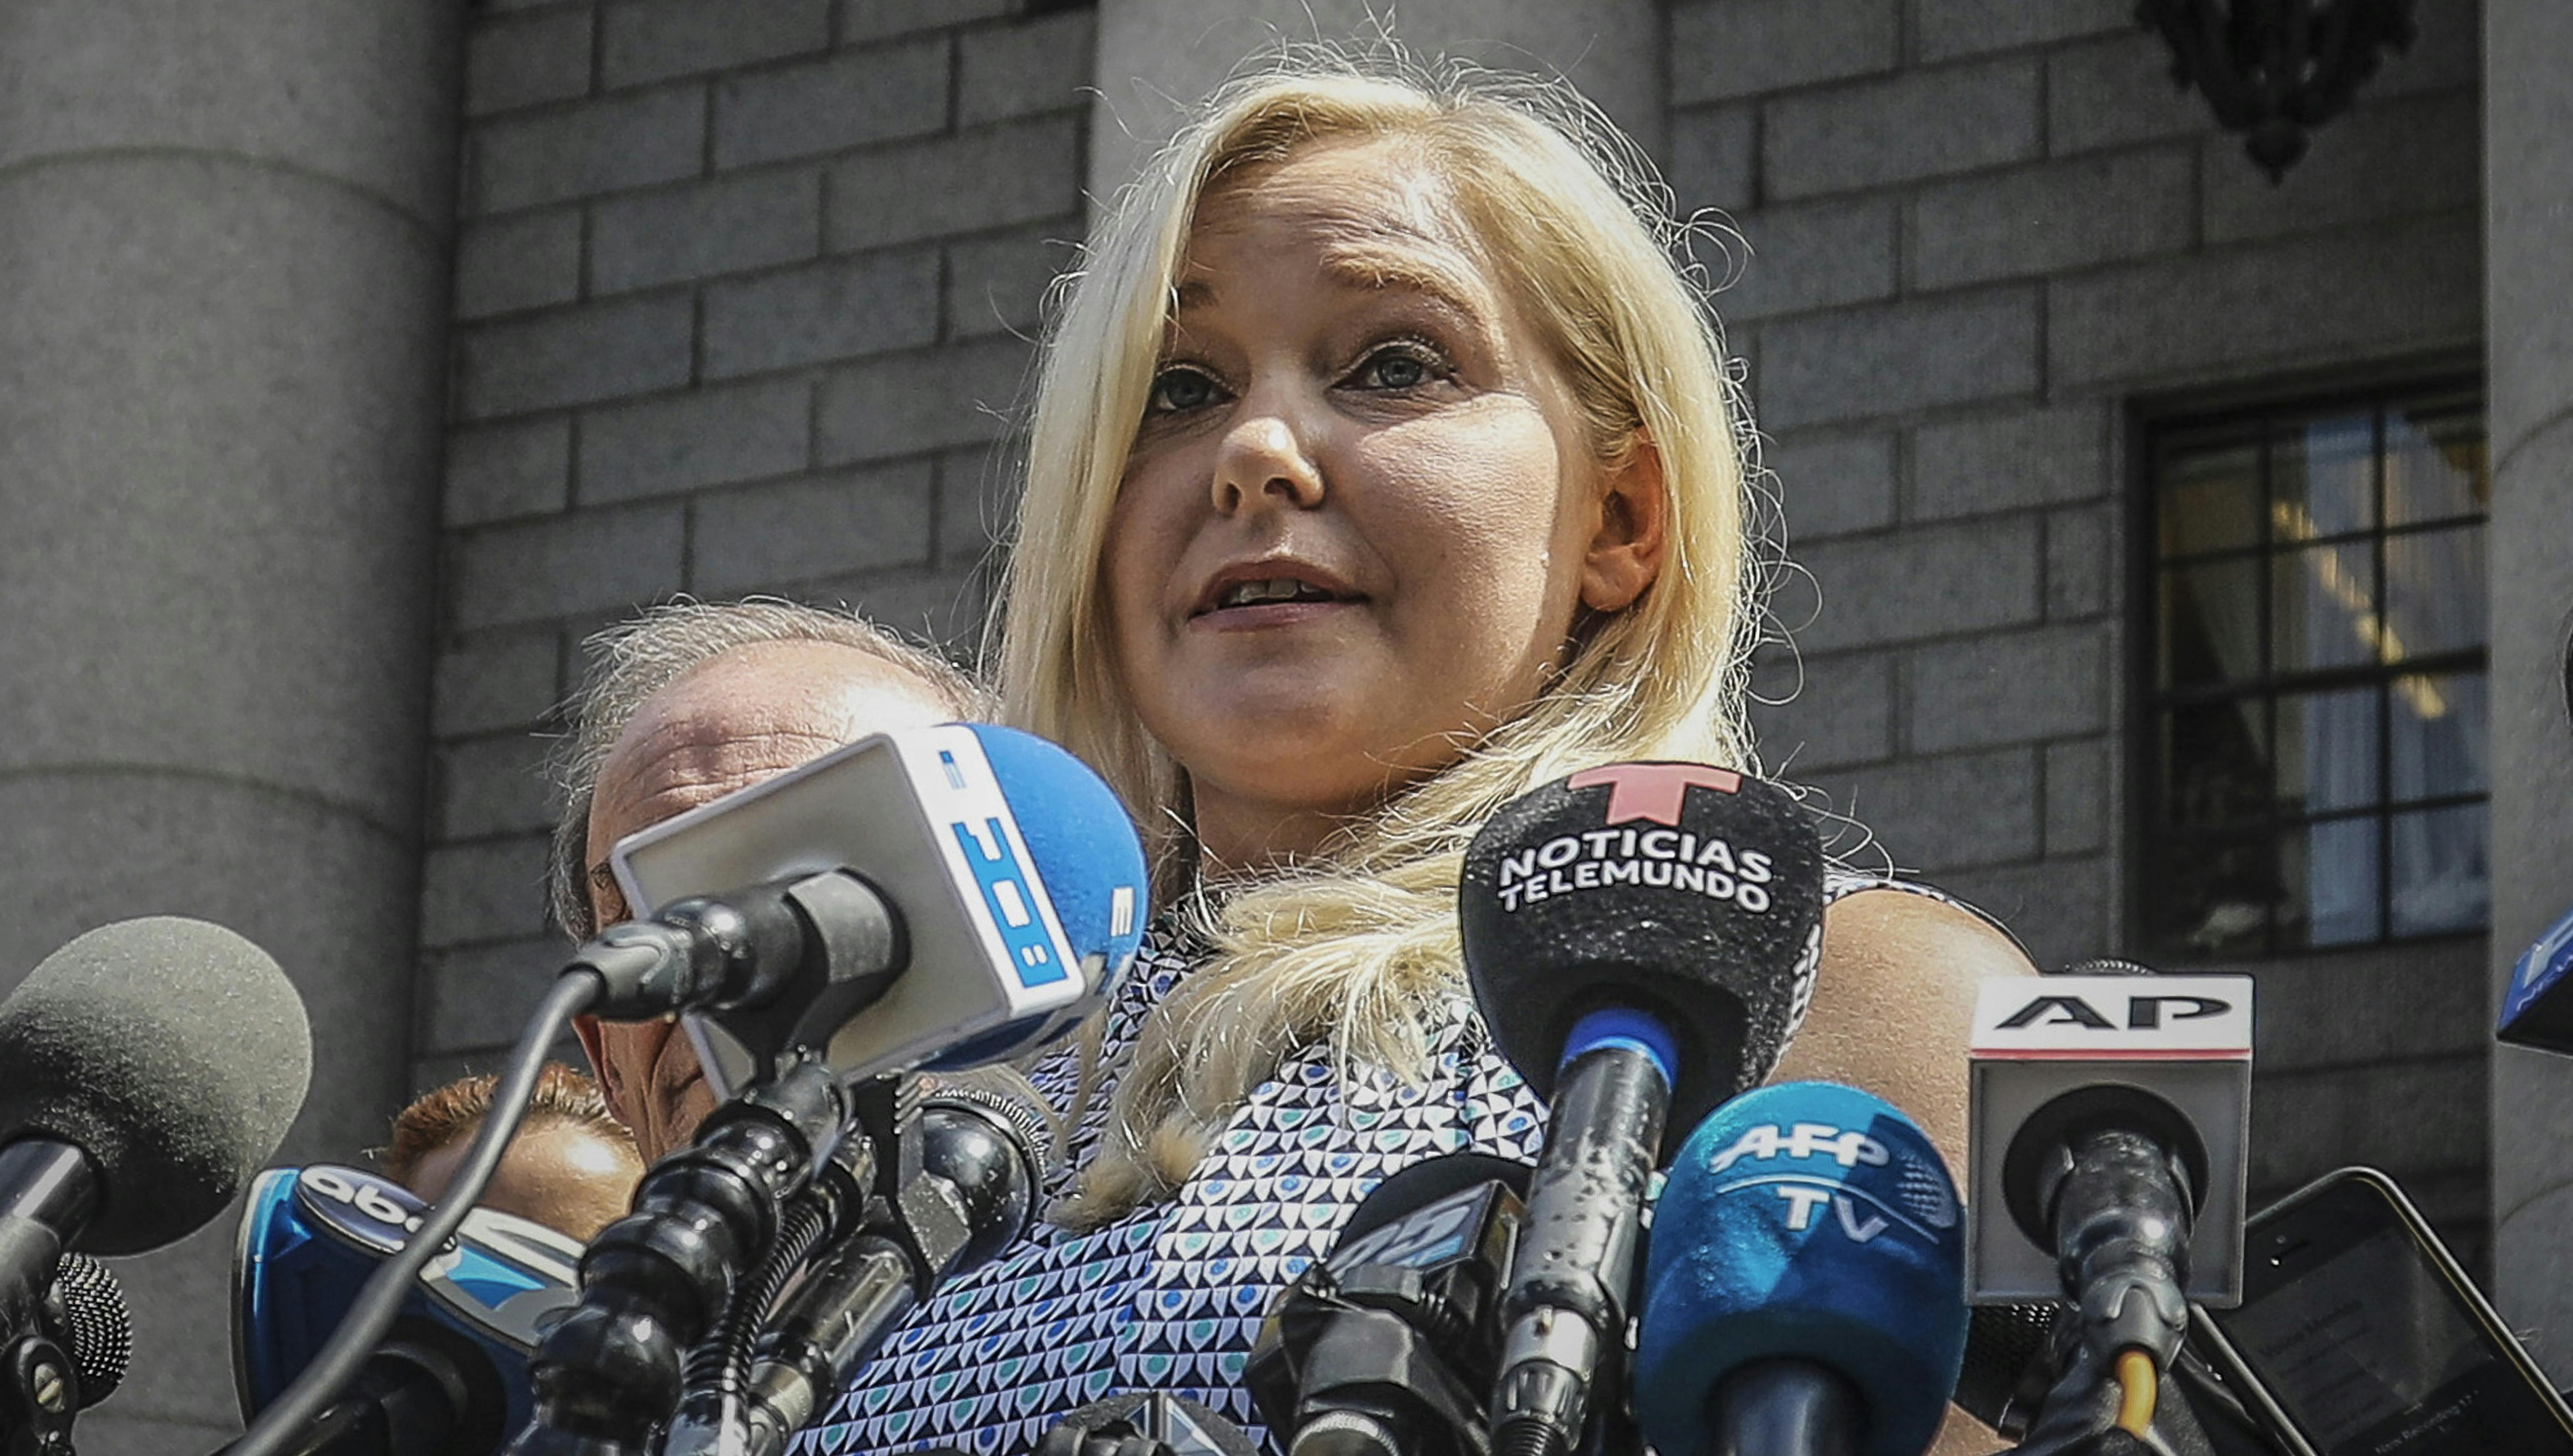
[{"x1": 507, "y1": 1058, "x2": 858, "y2": 1456}]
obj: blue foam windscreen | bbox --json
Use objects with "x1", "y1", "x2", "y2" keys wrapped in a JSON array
[
  {"x1": 1634, "y1": 1081, "x2": 1968, "y2": 1456},
  {"x1": 966, "y1": 724, "x2": 1148, "y2": 969},
  {"x1": 919, "y1": 724, "x2": 1148, "y2": 1069}
]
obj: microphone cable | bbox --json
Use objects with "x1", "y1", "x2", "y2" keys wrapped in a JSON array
[{"x1": 224, "y1": 971, "x2": 604, "y2": 1456}]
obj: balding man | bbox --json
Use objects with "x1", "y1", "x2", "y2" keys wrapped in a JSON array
[{"x1": 547, "y1": 600, "x2": 990, "y2": 1163}]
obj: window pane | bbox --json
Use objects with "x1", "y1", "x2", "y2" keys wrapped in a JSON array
[
  {"x1": 2274, "y1": 413, "x2": 2376, "y2": 540},
  {"x1": 2390, "y1": 673, "x2": 2489, "y2": 803},
  {"x1": 2162, "y1": 700, "x2": 2271, "y2": 828},
  {"x1": 2142, "y1": 832, "x2": 2276, "y2": 959},
  {"x1": 2391, "y1": 803, "x2": 2489, "y2": 937},
  {"x1": 2276, "y1": 687, "x2": 2378, "y2": 816},
  {"x1": 2273, "y1": 540, "x2": 2377, "y2": 675},
  {"x1": 2161, "y1": 559, "x2": 2262, "y2": 688},
  {"x1": 2158, "y1": 433, "x2": 2262, "y2": 557},
  {"x1": 2283, "y1": 816, "x2": 2380, "y2": 949},
  {"x1": 2383, "y1": 524, "x2": 2487, "y2": 661},
  {"x1": 2385, "y1": 399, "x2": 2486, "y2": 527}
]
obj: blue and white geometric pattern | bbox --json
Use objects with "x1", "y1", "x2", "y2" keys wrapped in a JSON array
[{"x1": 805, "y1": 870, "x2": 1929, "y2": 1455}]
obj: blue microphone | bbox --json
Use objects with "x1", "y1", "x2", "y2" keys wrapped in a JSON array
[
  {"x1": 1635, "y1": 1082, "x2": 1969, "y2": 1456},
  {"x1": 2497, "y1": 901, "x2": 2573, "y2": 1055},
  {"x1": 235, "y1": 1163, "x2": 583, "y2": 1453},
  {"x1": 601, "y1": 720, "x2": 1152, "y2": 1092}
]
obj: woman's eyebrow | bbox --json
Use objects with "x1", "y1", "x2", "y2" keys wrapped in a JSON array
[{"x1": 1315, "y1": 242, "x2": 1487, "y2": 317}]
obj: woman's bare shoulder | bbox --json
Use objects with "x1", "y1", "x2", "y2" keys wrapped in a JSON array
[
  {"x1": 1822, "y1": 883, "x2": 2042, "y2": 989},
  {"x1": 1770, "y1": 883, "x2": 2040, "y2": 1171}
]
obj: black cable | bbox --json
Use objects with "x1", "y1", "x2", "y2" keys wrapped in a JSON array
[
  {"x1": 225, "y1": 970, "x2": 604, "y2": 1456},
  {"x1": 688, "y1": 1192, "x2": 833, "y2": 1405}
]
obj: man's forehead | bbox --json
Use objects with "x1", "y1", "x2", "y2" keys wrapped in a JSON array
[{"x1": 589, "y1": 641, "x2": 957, "y2": 845}]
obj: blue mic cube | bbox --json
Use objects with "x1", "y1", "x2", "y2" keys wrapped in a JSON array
[{"x1": 2499, "y1": 902, "x2": 2573, "y2": 1055}]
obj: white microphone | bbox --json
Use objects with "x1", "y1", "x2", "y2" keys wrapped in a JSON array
[{"x1": 608, "y1": 722, "x2": 1148, "y2": 1096}]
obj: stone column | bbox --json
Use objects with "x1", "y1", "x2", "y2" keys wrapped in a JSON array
[
  {"x1": 1090, "y1": 0, "x2": 1666, "y2": 201},
  {"x1": 2486, "y1": 0, "x2": 2573, "y2": 1382},
  {"x1": 0, "y1": 3, "x2": 461, "y2": 1447}
]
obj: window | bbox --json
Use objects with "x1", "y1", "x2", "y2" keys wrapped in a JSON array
[{"x1": 2138, "y1": 379, "x2": 2489, "y2": 960}]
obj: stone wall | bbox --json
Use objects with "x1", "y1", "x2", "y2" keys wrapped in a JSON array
[
  {"x1": 423, "y1": 0, "x2": 2500, "y2": 1262},
  {"x1": 1668, "y1": 0, "x2": 2490, "y2": 1255},
  {"x1": 419, "y1": 0, "x2": 1094, "y2": 1090}
]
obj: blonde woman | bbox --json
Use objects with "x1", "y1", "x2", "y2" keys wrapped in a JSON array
[{"x1": 812, "y1": 54, "x2": 2032, "y2": 1455}]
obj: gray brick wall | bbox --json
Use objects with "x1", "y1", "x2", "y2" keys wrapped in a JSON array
[
  {"x1": 423, "y1": 0, "x2": 1088, "y2": 1092},
  {"x1": 1672, "y1": 0, "x2": 2485, "y2": 1246}
]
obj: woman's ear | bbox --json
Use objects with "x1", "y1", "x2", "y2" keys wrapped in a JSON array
[{"x1": 1580, "y1": 432, "x2": 1667, "y2": 613}]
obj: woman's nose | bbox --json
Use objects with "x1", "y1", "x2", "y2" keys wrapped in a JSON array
[{"x1": 1211, "y1": 408, "x2": 1325, "y2": 514}]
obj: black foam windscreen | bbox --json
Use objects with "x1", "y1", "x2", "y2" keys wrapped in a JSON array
[
  {"x1": 0, "y1": 916, "x2": 312, "y2": 1253},
  {"x1": 1337, "y1": 1152, "x2": 1535, "y2": 1247},
  {"x1": 1458, "y1": 764, "x2": 1826, "y2": 1143}
]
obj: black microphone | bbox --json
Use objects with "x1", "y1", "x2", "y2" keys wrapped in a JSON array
[
  {"x1": 701, "y1": 1076, "x2": 1060, "y2": 1456},
  {"x1": 34, "y1": 1255, "x2": 130, "y2": 1414},
  {"x1": 1968, "y1": 961, "x2": 2253, "y2": 1443},
  {"x1": 1458, "y1": 764, "x2": 1827, "y2": 1456},
  {"x1": 1247, "y1": 1153, "x2": 1533, "y2": 1456},
  {"x1": 0, "y1": 916, "x2": 309, "y2": 1437}
]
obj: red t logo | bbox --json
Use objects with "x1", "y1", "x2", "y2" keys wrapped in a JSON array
[{"x1": 1565, "y1": 762, "x2": 1743, "y2": 826}]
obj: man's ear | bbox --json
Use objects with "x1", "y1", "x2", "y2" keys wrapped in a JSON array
[
  {"x1": 571, "y1": 1014, "x2": 628, "y2": 1112},
  {"x1": 1580, "y1": 432, "x2": 1668, "y2": 613}
]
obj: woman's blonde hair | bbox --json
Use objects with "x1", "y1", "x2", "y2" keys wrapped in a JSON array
[{"x1": 997, "y1": 49, "x2": 1770, "y2": 1225}]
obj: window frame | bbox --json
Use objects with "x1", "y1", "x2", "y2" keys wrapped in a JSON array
[{"x1": 2125, "y1": 367, "x2": 2490, "y2": 962}]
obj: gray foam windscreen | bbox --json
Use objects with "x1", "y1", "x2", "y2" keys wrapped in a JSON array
[{"x1": 0, "y1": 916, "x2": 312, "y2": 1253}]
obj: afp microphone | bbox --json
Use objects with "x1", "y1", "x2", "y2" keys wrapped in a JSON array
[
  {"x1": 1459, "y1": 763, "x2": 1827, "y2": 1456},
  {"x1": 1634, "y1": 1082, "x2": 1968, "y2": 1456},
  {"x1": 594, "y1": 722, "x2": 1150, "y2": 1088}
]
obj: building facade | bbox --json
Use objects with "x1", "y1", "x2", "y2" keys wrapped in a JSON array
[{"x1": 1, "y1": 1, "x2": 2566, "y2": 1448}]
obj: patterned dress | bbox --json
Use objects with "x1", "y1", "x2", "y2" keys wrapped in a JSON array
[{"x1": 805, "y1": 872, "x2": 1946, "y2": 1455}]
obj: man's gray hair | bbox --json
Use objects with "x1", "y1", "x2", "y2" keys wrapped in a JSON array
[{"x1": 547, "y1": 599, "x2": 992, "y2": 941}]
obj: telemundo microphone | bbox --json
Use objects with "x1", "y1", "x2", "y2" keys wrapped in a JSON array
[
  {"x1": 1458, "y1": 763, "x2": 1828, "y2": 1456},
  {"x1": 233, "y1": 1163, "x2": 584, "y2": 1456},
  {"x1": 0, "y1": 917, "x2": 310, "y2": 1439},
  {"x1": 1634, "y1": 1082, "x2": 1969, "y2": 1456},
  {"x1": 1967, "y1": 964, "x2": 2253, "y2": 1435},
  {"x1": 1246, "y1": 1153, "x2": 1534, "y2": 1456}
]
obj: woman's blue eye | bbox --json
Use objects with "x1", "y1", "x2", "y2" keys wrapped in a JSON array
[
  {"x1": 1355, "y1": 347, "x2": 1437, "y2": 390},
  {"x1": 1148, "y1": 368, "x2": 1219, "y2": 414}
]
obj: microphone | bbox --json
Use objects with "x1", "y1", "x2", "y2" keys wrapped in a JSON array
[
  {"x1": 713, "y1": 1079, "x2": 1060, "y2": 1456},
  {"x1": 2495, "y1": 900, "x2": 2573, "y2": 1056},
  {"x1": 34, "y1": 1255, "x2": 131, "y2": 1414},
  {"x1": 1037, "y1": 1393, "x2": 1262, "y2": 1456},
  {"x1": 1966, "y1": 969, "x2": 2253, "y2": 1423},
  {"x1": 1246, "y1": 1153, "x2": 1534, "y2": 1456},
  {"x1": 0, "y1": 916, "x2": 309, "y2": 1440},
  {"x1": 1458, "y1": 763, "x2": 1828, "y2": 1456},
  {"x1": 602, "y1": 721, "x2": 1151, "y2": 1091},
  {"x1": 232, "y1": 1163, "x2": 584, "y2": 1455},
  {"x1": 1634, "y1": 1081, "x2": 1968, "y2": 1456},
  {"x1": 511, "y1": 727, "x2": 1142, "y2": 1455}
]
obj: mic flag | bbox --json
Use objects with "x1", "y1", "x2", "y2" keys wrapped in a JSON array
[
  {"x1": 610, "y1": 721, "x2": 1150, "y2": 1096},
  {"x1": 1634, "y1": 1081, "x2": 1968, "y2": 1456},
  {"x1": 234, "y1": 1163, "x2": 582, "y2": 1446},
  {"x1": 2498, "y1": 900, "x2": 2573, "y2": 1055},
  {"x1": 1457, "y1": 762, "x2": 1827, "y2": 1151}
]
